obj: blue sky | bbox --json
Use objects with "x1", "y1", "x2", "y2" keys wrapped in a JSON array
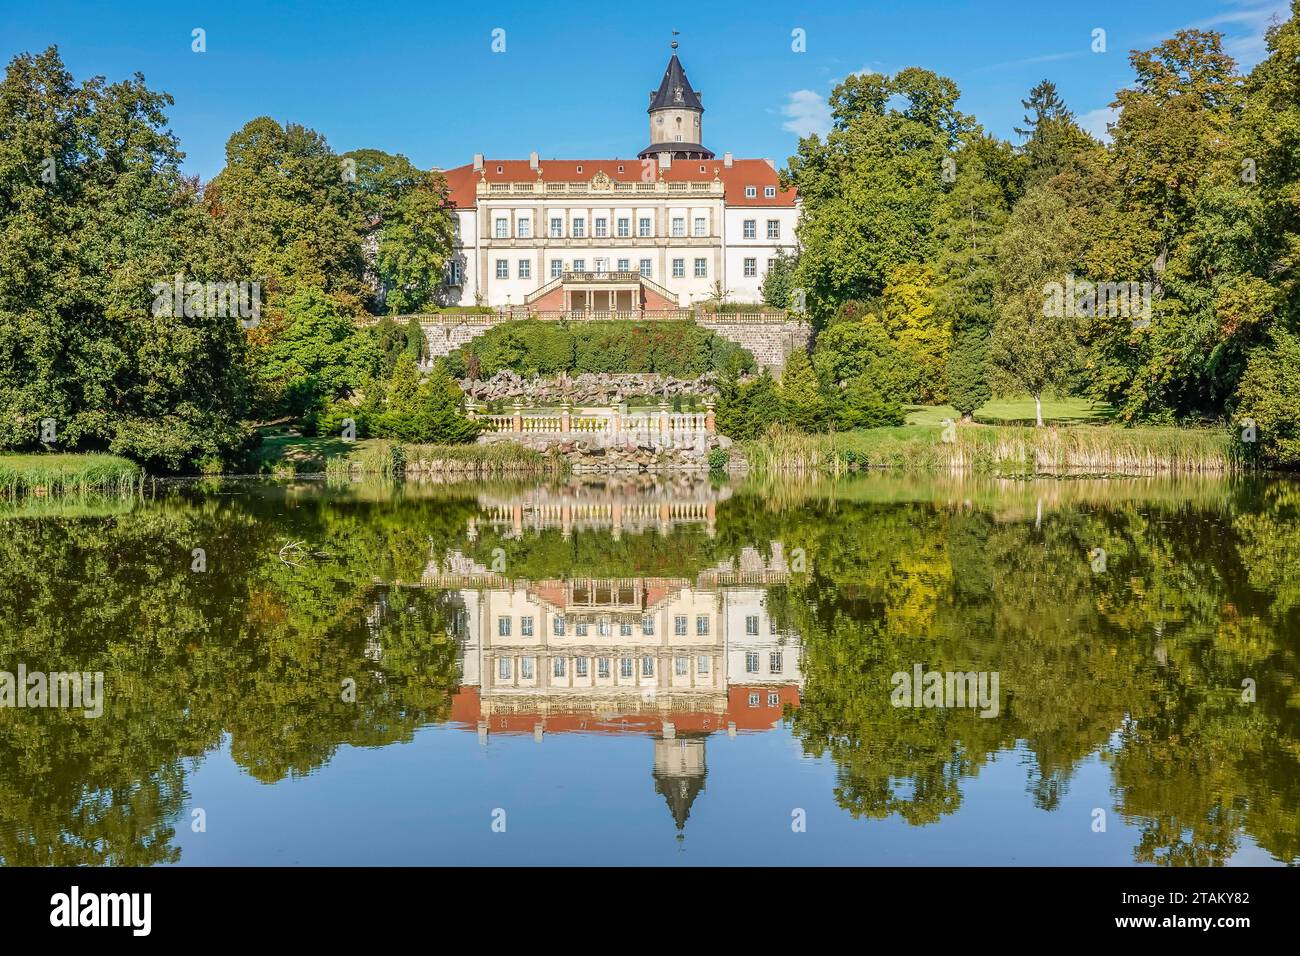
[{"x1": 0, "y1": 0, "x2": 1290, "y2": 180}]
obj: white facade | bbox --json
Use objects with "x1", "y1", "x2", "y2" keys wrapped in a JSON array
[{"x1": 438, "y1": 51, "x2": 799, "y2": 310}]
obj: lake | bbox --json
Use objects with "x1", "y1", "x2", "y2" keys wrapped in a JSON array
[{"x1": 1, "y1": 472, "x2": 1297, "y2": 866}]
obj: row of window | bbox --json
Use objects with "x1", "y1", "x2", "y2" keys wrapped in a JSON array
[
  {"x1": 746, "y1": 651, "x2": 785, "y2": 674},
  {"x1": 491, "y1": 256, "x2": 778, "y2": 281},
  {"x1": 496, "y1": 614, "x2": 718, "y2": 637},
  {"x1": 745, "y1": 186, "x2": 780, "y2": 199},
  {"x1": 489, "y1": 216, "x2": 781, "y2": 240},
  {"x1": 496, "y1": 654, "x2": 713, "y2": 681}
]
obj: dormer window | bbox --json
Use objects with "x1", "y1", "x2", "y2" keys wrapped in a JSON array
[
  {"x1": 765, "y1": 186, "x2": 776, "y2": 198},
  {"x1": 495, "y1": 165, "x2": 503, "y2": 173},
  {"x1": 576, "y1": 164, "x2": 583, "y2": 173},
  {"x1": 617, "y1": 164, "x2": 624, "y2": 173},
  {"x1": 745, "y1": 186, "x2": 757, "y2": 198},
  {"x1": 699, "y1": 165, "x2": 706, "y2": 172}
]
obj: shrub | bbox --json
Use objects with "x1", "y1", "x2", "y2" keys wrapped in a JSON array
[{"x1": 448, "y1": 320, "x2": 755, "y2": 377}]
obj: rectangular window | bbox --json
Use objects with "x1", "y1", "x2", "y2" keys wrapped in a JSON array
[
  {"x1": 619, "y1": 622, "x2": 632, "y2": 637},
  {"x1": 620, "y1": 657, "x2": 634, "y2": 679},
  {"x1": 498, "y1": 657, "x2": 512, "y2": 680},
  {"x1": 672, "y1": 259, "x2": 685, "y2": 278},
  {"x1": 572, "y1": 258, "x2": 585, "y2": 272},
  {"x1": 520, "y1": 656, "x2": 535, "y2": 679},
  {"x1": 675, "y1": 656, "x2": 688, "y2": 677},
  {"x1": 744, "y1": 258, "x2": 757, "y2": 278},
  {"x1": 641, "y1": 616, "x2": 654, "y2": 636},
  {"x1": 594, "y1": 217, "x2": 607, "y2": 238},
  {"x1": 518, "y1": 259, "x2": 531, "y2": 279},
  {"x1": 594, "y1": 258, "x2": 607, "y2": 275},
  {"x1": 497, "y1": 616, "x2": 511, "y2": 637},
  {"x1": 697, "y1": 655, "x2": 710, "y2": 675},
  {"x1": 696, "y1": 615, "x2": 709, "y2": 636},
  {"x1": 770, "y1": 652, "x2": 783, "y2": 673},
  {"x1": 748, "y1": 692, "x2": 759, "y2": 707},
  {"x1": 575, "y1": 621, "x2": 589, "y2": 637},
  {"x1": 745, "y1": 186, "x2": 757, "y2": 198},
  {"x1": 551, "y1": 259, "x2": 563, "y2": 279},
  {"x1": 447, "y1": 261, "x2": 462, "y2": 284},
  {"x1": 674, "y1": 615, "x2": 687, "y2": 636},
  {"x1": 494, "y1": 217, "x2": 509, "y2": 238},
  {"x1": 553, "y1": 656, "x2": 566, "y2": 678},
  {"x1": 495, "y1": 259, "x2": 508, "y2": 280},
  {"x1": 639, "y1": 259, "x2": 652, "y2": 278},
  {"x1": 765, "y1": 186, "x2": 777, "y2": 198},
  {"x1": 520, "y1": 615, "x2": 534, "y2": 636},
  {"x1": 745, "y1": 651, "x2": 759, "y2": 673},
  {"x1": 572, "y1": 217, "x2": 586, "y2": 238},
  {"x1": 517, "y1": 217, "x2": 531, "y2": 238},
  {"x1": 743, "y1": 219, "x2": 756, "y2": 240},
  {"x1": 550, "y1": 217, "x2": 563, "y2": 238},
  {"x1": 694, "y1": 258, "x2": 707, "y2": 278},
  {"x1": 639, "y1": 217, "x2": 652, "y2": 237},
  {"x1": 598, "y1": 619, "x2": 611, "y2": 636},
  {"x1": 575, "y1": 657, "x2": 588, "y2": 678},
  {"x1": 597, "y1": 657, "x2": 610, "y2": 679},
  {"x1": 616, "y1": 258, "x2": 630, "y2": 272},
  {"x1": 553, "y1": 615, "x2": 566, "y2": 637},
  {"x1": 641, "y1": 656, "x2": 654, "y2": 678},
  {"x1": 768, "y1": 691, "x2": 779, "y2": 706},
  {"x1": 745, "y1": 615, "x2": 759, "y2": 636},
  {"x1": 617, "y1": 217, "x2": 630, "y2": 237},
  {"x1": 671, "y1": 217, "x2": 685, "y2": 237},
  {"x1": 767, "y1": 220, "x2": 780, "y2": 240},
  {"x1": 693, "y1": 216, "x2": 706, "y2": 236}
]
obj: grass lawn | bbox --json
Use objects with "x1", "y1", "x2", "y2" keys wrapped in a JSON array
[
  {"x1": 906, "y1": 396, "x2": 1114, "y2": 428},
  {"x1": 246, "y1": 433, "x2": 360, "y2": 474}
]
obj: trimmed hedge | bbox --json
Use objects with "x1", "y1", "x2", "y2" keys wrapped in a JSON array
[{"x1": 442, "y1": 320, "x2": 756, "y2": 378}]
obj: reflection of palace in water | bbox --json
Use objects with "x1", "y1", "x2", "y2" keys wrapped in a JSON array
[{"x1": 415, "y1": 483, "x2": 804, "y2": 831}]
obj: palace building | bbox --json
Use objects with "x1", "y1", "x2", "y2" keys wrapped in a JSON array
[{"x1": 440, "y1": 42, "x2": 800, "y2": 311}]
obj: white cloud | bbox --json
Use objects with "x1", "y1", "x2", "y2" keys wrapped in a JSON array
[
  {"x1": 1184, "y1": 0, "x2": 1289, "y2": 67},
  {"x1": 1078, "y1": 106, "x2": 1119, "y2": 143},
  {"x1": 781, "y1": 89, "x2": 834, "y2": 138}
]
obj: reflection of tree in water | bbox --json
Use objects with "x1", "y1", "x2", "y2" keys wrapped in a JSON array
[
  {"x1": 747, "y1": 481, "x2": 1300, "y2": 863},
  {"x1": 2, "y1": 477, "x2": 1299, "y2": 865},
  {"x1": 0, "y1": 488, "x2": 476, "y2": 865}
]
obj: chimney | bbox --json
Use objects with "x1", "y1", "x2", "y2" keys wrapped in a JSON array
[
  {"x1": 529, "y1": 151, "x2": 539, "y2": 171},
  {"x1": 473, "y1": 153, "x2": 484, "y2": 172},
  {"x1": 658, "y1": 152, "x2": 672, "y2": 170},
  {"x1": 723, "y1": 152, "x2": 733, "y2": 168},
  {"x1": 764, "y1": 158, "x2": 775, "y2": 170}
]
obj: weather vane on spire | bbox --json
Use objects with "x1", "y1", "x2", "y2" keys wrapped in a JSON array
[{"x1": 671, "y1": 30, "x2": 679, "y2": 50}]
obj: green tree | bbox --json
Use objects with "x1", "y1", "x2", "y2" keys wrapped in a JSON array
[
  {"x1": 989, "y1": 187, "x2": 1084, "y2": 425},
  {"x1": 760, "y1": 250, "x2": 798, "y2": 309},
  {"x1": 786, "y1": 68, "x2": 972, "y2": 329},
  {"x1": 777, "y1": 348, "x2": 832, "y2": 431},
  {"x1": 947, "y1": 325, "x2": 991, "y2": 420},
  {"x1": 0, "y1": 47, "x2": 251, "y2": 468}
]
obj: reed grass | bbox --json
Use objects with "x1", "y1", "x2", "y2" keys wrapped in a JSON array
[
  {"x1": 0, "y1": 453, "x2": 144, "y2": 497},
  {"x1": 743, "y1": 424, "x2": 1241, "y2": 477},
  {"x1": 324, "y1": 440, "x2": 565, "y2": 479}
]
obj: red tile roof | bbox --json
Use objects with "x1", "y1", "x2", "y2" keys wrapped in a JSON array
[{"x1": 442, "y1": 158, "x2": 796, "y2": 209}]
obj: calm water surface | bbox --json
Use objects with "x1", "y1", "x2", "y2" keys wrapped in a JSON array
[{"x1": 1, "y1": 473, "x2": 1297, "y2": 866}]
